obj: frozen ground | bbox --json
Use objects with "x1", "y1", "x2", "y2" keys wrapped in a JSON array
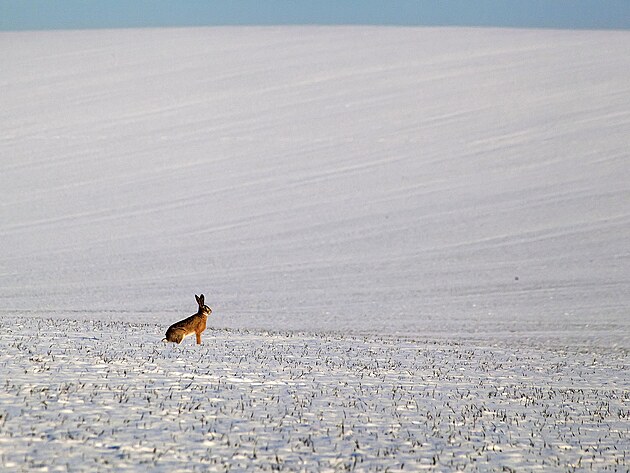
[
  {"x1": 0, "y1": 317, "x2": 628, "y2": 472},
  {"x1": 1, "y1": 26, "x2": 629, "y2": 471}
]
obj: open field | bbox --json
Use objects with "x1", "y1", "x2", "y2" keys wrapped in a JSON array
[
  {"x1": 1, "y1": 317, "x2": 628, "y2": 472},
  {"x1": 2, "y1": 27, "x2": 629, "y2": 335},
  {"x1": 1, "y1": 26, "x2": 629, "y2": 471}
]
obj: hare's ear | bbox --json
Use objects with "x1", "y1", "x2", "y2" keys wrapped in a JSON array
[
  {"x1": 199, "y1": 294, "x2": 205, "y2": 306},
  {"x1": 195, "y1": 294, "x2": 201, "y2": 306}
]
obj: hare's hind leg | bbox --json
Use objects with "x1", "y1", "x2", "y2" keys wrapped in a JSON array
[{"x1": 165, "y1": 328, "x2": 185, "y2": 344}]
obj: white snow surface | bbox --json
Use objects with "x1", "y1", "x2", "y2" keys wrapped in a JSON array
[
  {"x1": 0, "y1": 318, "x2": 628, "y2": 472},
  {"x1": 1, "y1": 26, "x2": 630, "y2": 472},
  {"x1": 1, "y1": 27, "x2": 630, "y2": 340}
]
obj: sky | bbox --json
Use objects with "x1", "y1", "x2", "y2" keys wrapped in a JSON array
[{"x1": 1, "y1": 0, "x2": 629, "y2": 31}]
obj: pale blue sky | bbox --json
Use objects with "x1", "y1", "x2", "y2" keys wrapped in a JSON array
[{"x1": 1, "y1": 0, "x2": 629, "y2": 31}]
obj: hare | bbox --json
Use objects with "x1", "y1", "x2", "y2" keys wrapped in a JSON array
[{"x1": 164, "y1": 294, "x2": 212, "y2": 344}]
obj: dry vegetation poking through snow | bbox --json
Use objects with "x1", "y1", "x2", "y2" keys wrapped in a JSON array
[{"x1": 0, "y1": 317, "x2": 628, "y2": 472}]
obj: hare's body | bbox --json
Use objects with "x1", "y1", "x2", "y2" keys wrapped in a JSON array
[{"x1": 164, "y1": 294, "x2": 212, "y2": 344}]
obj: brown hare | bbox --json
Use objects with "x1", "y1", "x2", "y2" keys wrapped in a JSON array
[{"x1": 164, "y1": 294, "x2": 212, "y2": 344}]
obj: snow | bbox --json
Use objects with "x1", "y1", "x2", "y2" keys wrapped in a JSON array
[
  {"x1": 1, "y1": 318, "x2": 628, "y2": 471},
  {"x1": 1, "y1": 26, "x2": 629, "y2": 470},
  {"x1": 2, "y1": 27, "x2": 629, "y2": 337}
]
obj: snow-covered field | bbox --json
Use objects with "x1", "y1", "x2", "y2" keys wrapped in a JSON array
[
  {"x1": 1, "y1": 317, "x2": 628, "y2": 472},
  {"x1": 1, "y1": 27, "x2": 629, "y2": 471}
]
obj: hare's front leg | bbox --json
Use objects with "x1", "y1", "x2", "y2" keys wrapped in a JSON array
[{"x1": 196, "y1": 332, "x2": 202, "y2": 344}]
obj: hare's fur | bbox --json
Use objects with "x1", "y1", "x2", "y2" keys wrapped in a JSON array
[{"x1": 164, "y1": 294, "x2": 212, "y2": 344}]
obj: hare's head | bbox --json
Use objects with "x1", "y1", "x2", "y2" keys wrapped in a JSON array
[{"x1": 195, "y1": 294, "x2": 212, "y2": 316}]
